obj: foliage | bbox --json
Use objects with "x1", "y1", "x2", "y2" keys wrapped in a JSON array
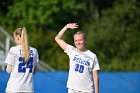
[
  {"x1": 0, "y1": 0, "x2": 139, "y2": 71},
  {"x1": 84, "y1": 0, "x2": 140, "y2": 71}
]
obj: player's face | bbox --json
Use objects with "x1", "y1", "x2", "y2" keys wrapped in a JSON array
[
  {"x1": 14, "y1": 34, "x2": 21, "y2": 45},
  {"x1": 74, "y1": 34, "x2": 86, "y2": 51}
]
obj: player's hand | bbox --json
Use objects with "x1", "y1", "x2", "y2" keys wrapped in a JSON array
[{"x1": 66, "y1": 23, "x2": 78, "y2": 29}]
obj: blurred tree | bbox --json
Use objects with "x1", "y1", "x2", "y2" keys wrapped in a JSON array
[
  {"x1": 84, "y1": 0, "x2": 140, "y2": 71},
  {"x1": 0, "y1": 0, "x2": 139, "y2": 71},
  {"x1": 0, "y1": 0, "x2": 88, "y2": 70}
]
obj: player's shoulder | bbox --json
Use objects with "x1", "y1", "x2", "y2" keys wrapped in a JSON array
[
  {"x1": 86, "y1": 50, "x2": 97, "y2": 57},
  {"x1": 67, "y1": 44, "x2": 76, "y2": 51},
  {"x1": 29, "y1": 46, "x2": 38, "y2": 52},
  {"x1": 9, "y1": 45, "x2": 20, "y2": 52}
]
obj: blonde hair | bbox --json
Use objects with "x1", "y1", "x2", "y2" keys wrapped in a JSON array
[
  {"x1": 74, "y1": 31, "x2": 86, "y2": 40},
  {"x1": 14, "y1": 27, "x2": 30, "y2": 63}
]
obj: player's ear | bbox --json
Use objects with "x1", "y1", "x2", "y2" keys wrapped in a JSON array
[
  {"x1": 17, "y1": 35, "x2": 21, "y2": 40},
  {"x1": 84, "y1": 39, "x2": 86, "y2": 44}
]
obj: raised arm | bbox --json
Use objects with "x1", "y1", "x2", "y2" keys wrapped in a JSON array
[{"x1": 55, "y1": 23, "x2": 78, "y2": 50}]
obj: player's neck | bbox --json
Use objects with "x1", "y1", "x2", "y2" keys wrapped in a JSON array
[{"x1": 78, "y1": 48, "x2": 87, "y2": 52}]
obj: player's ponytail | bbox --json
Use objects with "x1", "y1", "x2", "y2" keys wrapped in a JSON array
[{"x1": 21, "y1": 27, "x2": 30, "y2": 63}]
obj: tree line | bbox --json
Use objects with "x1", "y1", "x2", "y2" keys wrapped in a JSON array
[{"x1": 0, "y1": 0, "x2": 140, "y2": 71}]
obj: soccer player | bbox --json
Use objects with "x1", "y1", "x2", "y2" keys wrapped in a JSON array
[
  {"x1": 5, "y1": 27, "x2": 39, "y2": 93},
  {"x1": 55, "y1": 23, "x2": 100, "y2": 93}
]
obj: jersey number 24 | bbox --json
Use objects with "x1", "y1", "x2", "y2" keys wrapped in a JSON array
[{"x1": 18, "y1": 57, "x2": 33, "y2": 73}]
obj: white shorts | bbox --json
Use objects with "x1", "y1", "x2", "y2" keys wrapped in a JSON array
[{"x1": 68, "y1": 88, "x2": 93, "y2": 93}]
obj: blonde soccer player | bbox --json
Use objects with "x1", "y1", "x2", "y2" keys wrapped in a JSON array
[
  {"x1": 55, "y1": 23, "x2": 100, "y2": 93},
  {"x1": 5, "y1": 27, "x2": 39, "y2": 93}
]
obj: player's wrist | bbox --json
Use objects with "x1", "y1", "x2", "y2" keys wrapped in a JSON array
[{"x1": 65, "y1": 25, "x2": 68, "y2": 29}]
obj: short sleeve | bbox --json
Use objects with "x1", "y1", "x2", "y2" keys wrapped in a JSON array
[
  {"x1": 92, "y1": 55, "x2": 100, "y2": 71},
  {"x1": 64, "y1": 44, "x2": 75, "y2": 56},
  {"x1": 5, "y1": 48, "x2": 15, "y2": 65},
  {"x1": 34, "y1": 48, "x2": 39, "y2": 64}
]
